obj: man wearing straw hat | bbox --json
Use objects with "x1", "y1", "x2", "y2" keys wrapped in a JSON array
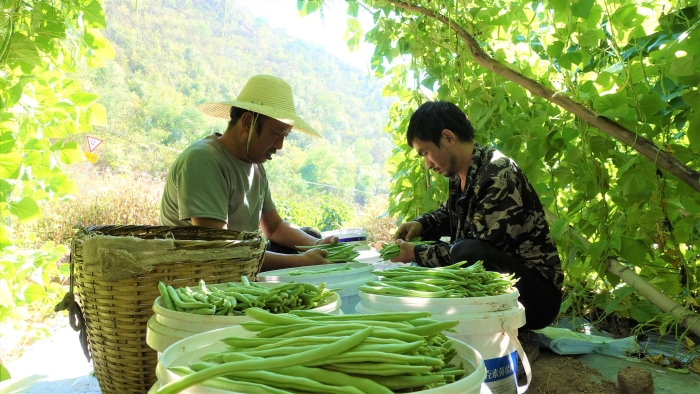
[{"x1": 160, "y1": 74, "x2": 337, "y2": 270}]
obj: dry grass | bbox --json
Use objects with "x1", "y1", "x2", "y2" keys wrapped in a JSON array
[
  {"x1": 13, "y1": 167, "x2": 163, "y2": 248},
  {"x1": 346, "y1": 195, "x2": 397, "y2": 245}
]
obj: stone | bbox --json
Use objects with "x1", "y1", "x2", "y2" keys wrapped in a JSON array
[{"x1": 617, "y1": 366, "x2": 654, "y2": 394}]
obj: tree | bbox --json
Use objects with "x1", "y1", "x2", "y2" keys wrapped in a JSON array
[
  {"x1": 0, "y1": 0, "x2": 113, "y2": 324},
  {"x1": 299, "y1": 0, "x2": 700, "y2": 336}
]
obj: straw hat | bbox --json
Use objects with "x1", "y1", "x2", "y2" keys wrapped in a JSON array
[{"x1": 198, "y1": 74, "x2": 321, "y2": 138}]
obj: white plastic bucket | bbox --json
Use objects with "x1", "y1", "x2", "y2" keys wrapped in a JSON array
[
  {"x1": 146, "y1": 283, "x2": 341, "y2": 355},
  {"x1": 155, "y1": 325, "x2": 487, "y2": 394},
  {"x1": 321, "y1": 228, "x2": 370, "y2": 250},
  {"x1": 357, "y1": 290, "x2": 530, "y2": 394},
  {"x1": 257, "y1": 262, "x2": 377, "y2": 314}
]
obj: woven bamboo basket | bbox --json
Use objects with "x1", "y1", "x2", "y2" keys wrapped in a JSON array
[{"x1": 70, "y1": 225, "x2": 266, "y2": 394}]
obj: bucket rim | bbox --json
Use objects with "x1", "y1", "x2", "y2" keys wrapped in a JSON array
[{"x1": 358, "y1": 288, "x2": 520, "y2": 305}]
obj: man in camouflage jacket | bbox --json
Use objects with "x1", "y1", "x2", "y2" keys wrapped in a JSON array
[{"x1": 392, "y1": 101, "x2": 563, "y2": 329}]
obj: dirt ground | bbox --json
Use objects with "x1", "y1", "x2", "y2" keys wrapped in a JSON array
[{"x1": 520, "y1": 350, "x2": 620, "y2": 394}]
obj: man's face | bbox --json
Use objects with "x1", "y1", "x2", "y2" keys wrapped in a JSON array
[
  {"x1": 248, "y1": 117, "x2": 292, "y2": 164},
  {"x1": 412, "y1": 137, "x2": 457, "y2": 178}
]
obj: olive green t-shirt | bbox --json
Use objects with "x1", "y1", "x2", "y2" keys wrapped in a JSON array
[{"x1": 159, "y1": 133, "x2": 275, "y2": 231}]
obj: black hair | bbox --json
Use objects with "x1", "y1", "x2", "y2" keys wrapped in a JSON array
[
  {"x1": 228, "y1": 106, "x2": 269, "y2": 135},
  {"x1": 406, "y1": 101, "x2": 474, "y2": 147}
]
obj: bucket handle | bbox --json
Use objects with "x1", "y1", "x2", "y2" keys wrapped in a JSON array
[{"x1": 503, "y1": 321, "x2": 531, "y2": 394}]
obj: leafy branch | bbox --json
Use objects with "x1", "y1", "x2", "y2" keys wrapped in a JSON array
[{"x1": 387, "y1": 0, "x2": 700, "y2": 194}]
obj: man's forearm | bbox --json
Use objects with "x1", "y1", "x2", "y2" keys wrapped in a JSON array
[
  {"x1": 261, "y1": 251, "x2": 302, "y2": 271},
  {"x1": 267, "y1": 221, "x2": 318, "y2": 249}
]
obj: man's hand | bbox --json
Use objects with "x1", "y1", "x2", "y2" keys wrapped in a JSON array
[
  {"x1": 390, "y1": 239, "x2": 416, "y2": 263},
  {"x1": 315, "y1": 236, "x2": 339, "y2": 246},
  {"x1": 297, "y1": 248, "x2": 331, "y2": 266},
  {"x1": 394, "y1": 221, "x2": 423, "y2": 241}
]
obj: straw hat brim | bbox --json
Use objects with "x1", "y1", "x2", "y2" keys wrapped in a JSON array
[{"x1": 198, "y1": 101, "x2": 321, "y2": 138}]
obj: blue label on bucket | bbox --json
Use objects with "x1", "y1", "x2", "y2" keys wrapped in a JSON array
[{"x1": 484, "y1": 350, "x2": 518, "y2": 382}]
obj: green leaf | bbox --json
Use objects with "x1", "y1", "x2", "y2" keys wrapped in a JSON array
[
  {"x1": 682, "y1": 91, "x2": 700, "y2": 110},
  {"x1": 69, "y1": 92, "x2": 99, "y2": 107},
  {"x1": 7, "y1": 33, "x2": 40, "y2": 68},
  {"x1": 571, "y1": 0, "x2": 595, "y2": 20},
  {"x1": 611, "y1": 4, "x2": 645, "y2": 30},
  {"x1": 347, "y1": 18, "x2": 361, "y2": 33},
  {"x1": 668, "y1": 55, "x2": 695, "y2": 77},
  {"x1": 82, "y1": 0, "x2": 106, "y2": 28},
  {"x1": 577, "y1": 30, "x2": 601, "y2": 47},
  {"x1": 630, "y1": 298, "x2": 661, "y2": 323},
  {"x1": 4, "y1": 83, "x2": 23, "y2": 108},
  {"x1": 87, "y1": 104, "x2": 108, "y2": 127},
  {"x1": 588, "y1": 239, "x2": 608, "y2": 265},
  {"x1": 589, "y1": 135, "x2": 616, "y2": 159},
  {"x1": 612, "y1": 286, "x2": 635, "y2": 299},
  {"x1": 546, "y1": 41, "x2": 565, "y2": 59},
  {"x1": 0, "y1": 278, "x2": 13, "y2": 308},
  {"x1": 557, "y1": 52, "x2": 582, "y2": 71},
  {"x1": 593, "y1": 93, "x2": 629, "y2": 118},
  {"x1": 0, "y1": 225, "x2": 11, "y2": 249},
  {"x1": 9, "y1": 197, "x2": 42, "y2": 223},
  {"x1": 0, "y1": 362, "x2": 10, "y2": 382},
  {"x1": 638, "y1": 93, "x2": 667, "y2": 116},
  {"x1": 55, "y1": 142, "x2": 85, "y2": 164},
  {"x1": 0, "y1": 152, "x2": 21, "y2": 179},
  {"x1": 23, "y1": 283, "x2": 48, "y2": 303},
  {"x1": 619, "y1": 236, "x2": 648, "y2": 265},
  {"x1": 548, "y1": 0, "x2": 569, "y2": 13},
  {"x1": 0, "y1": 132, "x2": 16, "y2": 154},
  {"x1": 347, "y1": 2, "x2": 359, "y2": 17},
  {"x1": 48, "y1": 173, "x2": 78, "y2": 195},
  {"x1": 550, "y1": 218, "x2": 569, "y2": 239},
  {"x1": 688, "y1": 114, "x2": 700, "y2": 152}
]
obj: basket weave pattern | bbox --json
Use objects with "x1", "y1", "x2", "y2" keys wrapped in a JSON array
[{"x1": 71, "y1": 225, "x2": 265, "y2": 394}]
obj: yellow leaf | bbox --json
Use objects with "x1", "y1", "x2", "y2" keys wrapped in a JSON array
[
  {"x1": 689, "y1": 357, "x2": 700, "y2": 374},
  {"x1": 683, "y1": 336, "x2": 696, "y2": 349},
  {"x1": 647, "y1": 354, "x2": 665, "y2": 365}
]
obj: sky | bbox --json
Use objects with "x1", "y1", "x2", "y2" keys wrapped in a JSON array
[{"x1": 235, "y1": 0, "x2": 376, "y2": 71}]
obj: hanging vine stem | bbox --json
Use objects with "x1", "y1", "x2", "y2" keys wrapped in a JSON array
[
  {"x1": 0, "y1": 7, "x2": 17, "y2": 64},
  {"x1": 386, "y1": 0, "x2": 700, "y2": 194}
]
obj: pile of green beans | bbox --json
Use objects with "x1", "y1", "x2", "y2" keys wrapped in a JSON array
[
  {"x1": 360, "y1": 261, "x2": 518, "y2": 298},
  {"x1": 296, "y1": 243, "x2": 361, "y2": 263},
  {"x1": 288, "y1": 263, "x2": 358, "y2": 276},
  {"x1": 156, "y1": 308, "x2": 467, "y2": 394},
  {"x1": 157, "y1": 277, "x2": 336, "y2": 315},
  {"x1": 378, "y1": 238, "x2": 435, "y2": 261}
]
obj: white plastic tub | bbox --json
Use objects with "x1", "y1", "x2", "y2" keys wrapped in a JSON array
[
  {"x1": 257, "y1": 262, "x2": 377, "y2": 314},
  {"x1": 357, "y1": 290, "x2": 528, "y2": 394},
  {"x1": 154, "y1": 325, "x2": 487, "y2": 394},
  {"x1": 147, "y1": 283, "x2": 341, "y2": 355}
]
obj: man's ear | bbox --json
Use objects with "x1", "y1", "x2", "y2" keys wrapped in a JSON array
[
  {"x1": 442, "y1": 129, "x2": 457, "y2": 145},
  {"x1": 240, "y1": 111, "x2": 254, "y2": 132}
]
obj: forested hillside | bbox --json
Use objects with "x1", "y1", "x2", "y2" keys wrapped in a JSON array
[{"x1": 81, "y1": 0, "x2": 393, "y2": 202}]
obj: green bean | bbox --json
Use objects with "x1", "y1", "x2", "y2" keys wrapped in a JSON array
[
  {"x1": 291, "y1": 310, "x2": 432, "y2": 321},
  {"x1": 191, "y1": 309, "x2": 467, "y2": 393},
  {"x1": 303, "y1": 351, "x2": 444, "y2": 367},
  {"x1": 168, "y1": 366, "x2": 290, "y2": 394},
  {"x1": 288, "y1": 263, "x2": 354, "y2": 276},
  {"x1": 200, "y1": 353, "x2": 393, "y2": 394},
  {"x1": 365, "y1": 260, "x2": 518, "y2": 298},
  {"x1": 324, "y1": 362, "x2": 432, "y2": 376},
  {"x1": 155, "y1": 327, "x2": 374, "y2": 394},
  {"x1": 400, "y1": 321, "x2": 459, "y2": 336},
  {"x1": 157, "y1": 282, "x2": 175, "y2": 310},
  {"x1": 229, "y1": 371, "x2": 364, "y2": 394},
  {"x1": 354, "y1": 373, "x2": 446, "y2": 390}
]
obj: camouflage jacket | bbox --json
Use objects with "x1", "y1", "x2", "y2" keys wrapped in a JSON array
[{"x1": 413, "y1": 143, "x2": 564, "y2": 287}]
